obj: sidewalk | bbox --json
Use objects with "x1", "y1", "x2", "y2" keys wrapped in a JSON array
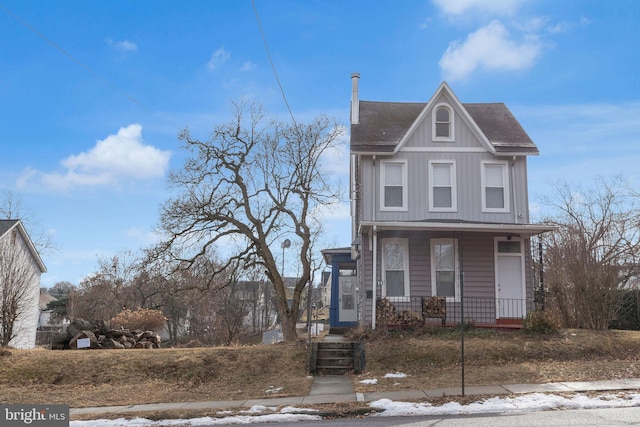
[{"x1": 70, "y1": 377, "x2": 640, "y2": 417}]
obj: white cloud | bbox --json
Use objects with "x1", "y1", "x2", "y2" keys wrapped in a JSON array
[
  {"x1": 439, "y1": 20, "x2": 542, "y2": 81},
  {"x1": 418, "y1": 17, "x2": 432, "y2": 29},
  {"x1": 240, "y1": 61, "x2": 257, "y2": 72},
  {"x1": 208, "y1": 47, "x2": 231, "y2": 71},
  {"x1": 433, "y1": 0, "x2": 520, "y2": 17},
  {"x1": 106, "y1": 38, "x2": 138, "y2": 52},
  {"x1": 18, "y1": 124, "x2": 171, "y2": 191}
]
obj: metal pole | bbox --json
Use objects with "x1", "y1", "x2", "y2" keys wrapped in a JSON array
[
  {"x1": 307, "y1": 282, "x2": 312, "y2": 343},
  {"x1": 460, "y1": 271, "x2": 465, "y2": 397},
  {"x1": 539, "y1": 239, "x2": 545, "y2": 311}
]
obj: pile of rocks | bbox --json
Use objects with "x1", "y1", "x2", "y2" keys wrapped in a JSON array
[{"x1": 52, "y1": 318, "x2": 161, "y2": 350}]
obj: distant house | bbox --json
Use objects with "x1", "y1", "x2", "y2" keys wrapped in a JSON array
[
  {"x1": 0, "y1": 220, "x2": 47, "y2": 348},
  {"x1": 38, "y1": 292, "x2": 58, "y2": 328},
  {"x1": 324, "y1": 74, "x2": 553, "y2": 329}
]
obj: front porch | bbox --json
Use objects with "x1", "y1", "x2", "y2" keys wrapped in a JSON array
[{"x1": 376, "y1": 296, "x2": 534, "y2": 329}]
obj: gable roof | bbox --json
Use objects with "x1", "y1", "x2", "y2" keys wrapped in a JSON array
[
  {"x1": 350, "y1": 83, "x2": 539, "y2": 156},
  {"x1": 0, "y1": 219, "x2": 47, "y2": 273}
]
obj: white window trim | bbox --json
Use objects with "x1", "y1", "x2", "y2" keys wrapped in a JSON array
[
  {"x1": 432, "y1": 103, "x2": 455, "y2": 142},
  {"x1": 381, "y1": 238, "x2": 410, "y2": 302},
  {"x1": 380, "y1": 160, "x2": 408, "y2": 211},
  {"x1": 481, "y1": 160, "x2": 510, "y2": 213},
  {"x1": 428, "y1": 160, "x2": 457, "y2": 212},
  {"x1": 430, "y1": 238, "x2": 460, "y2": 302}
]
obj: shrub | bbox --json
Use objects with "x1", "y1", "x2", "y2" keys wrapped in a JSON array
[
  {"x1": 610, "y1": 290, "x2": 640, "y2": 330},
  {"x1": 110, "y1": 308, "x2": 166, "y2": 331},
  {"x1": 522, "y1": 310, "x2": 561, "y2": 335}
]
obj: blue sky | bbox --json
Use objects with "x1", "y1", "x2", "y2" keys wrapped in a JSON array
[{"x1": 1, "y1": 0, "x2": 639, "y2": 287}]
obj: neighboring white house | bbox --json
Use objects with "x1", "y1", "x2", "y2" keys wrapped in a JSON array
[{"x1": 0, "y1": 220, "x2": 47, "y2": 349}]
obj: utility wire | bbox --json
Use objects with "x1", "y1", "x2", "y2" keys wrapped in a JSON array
[
  {"x1": 251, "y1": 0, "x2": 300, "y2": 134},
  {"x1": 0, "y1": 3, "x2": 181, "y2": 130}
]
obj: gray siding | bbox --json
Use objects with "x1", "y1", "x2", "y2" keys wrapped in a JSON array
[
  {"x1": 356, "y1": 92, "x2": 531, "y2": 224},
  {"x1": 360, "y1": 153, "x2": 530, "y2": 224},
  {"x1": 358, "y1": 230, "x2": 534, "y2": 325}
]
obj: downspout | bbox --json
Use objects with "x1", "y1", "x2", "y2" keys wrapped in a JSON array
[
  {"x1": 372, "y1": 225, "x2": 378, "y2": 329},
  {"x1": 371, "y1": 155, "x2": 378, "y2": 329},
  {"x1": 511, "y1": 156, "x2": 518, "y2": 224}
]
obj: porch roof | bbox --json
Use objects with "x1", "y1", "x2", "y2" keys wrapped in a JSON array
[
  {"x1": 358, "y1": 220, "x2": 555, "y2": 236},
  {"x1": 321, "y1": 247, "x2": 354, "y2": 265}
]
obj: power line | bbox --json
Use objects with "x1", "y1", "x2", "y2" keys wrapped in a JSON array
[
  {"x1": 251, "y1": 0, "x2": 300, "y2": 134},
  {"x1": 0, "y1": 3, "x2": 181, "y2": 130},
  {"x1": 0, "y1": 4, "x2": 144, "y2": 107}
]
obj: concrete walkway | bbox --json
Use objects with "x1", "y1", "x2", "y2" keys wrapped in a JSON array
[{"x1": 70, "y1": 378, "x2": 640, "y2": 417}]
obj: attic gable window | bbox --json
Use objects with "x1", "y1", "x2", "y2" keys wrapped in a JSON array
[{"x1": 433, "y1": 103, "x2": 454, "y2": 142}]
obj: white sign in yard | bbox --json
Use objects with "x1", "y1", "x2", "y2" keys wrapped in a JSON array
[{"x1": 77, "y1": 338, "x2": 90, "y2": 348}]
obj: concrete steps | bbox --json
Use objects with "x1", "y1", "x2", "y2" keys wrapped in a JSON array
[{"x1": 309, "y1": 336, "x2": 365, "y2": 376}]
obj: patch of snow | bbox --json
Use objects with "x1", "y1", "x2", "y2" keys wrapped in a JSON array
[
  {"x1": 370, "y1": 392, "x2": 640, "y2": 417},
  {"x1": 240, "y1": 405, "x2": 272, "y2": 414},
  {"x1": 70, "y1": 391, "x2": 640, "y2": 426},
  {"x1": 71, "y1": 413, "x2": 322, "y2": 426},
  {"x1": 384, "y1": 372, "x2": 407, "y2": 378},
  {"x1": 359, "y1": 379, "x2": 378, "y2": 384}
]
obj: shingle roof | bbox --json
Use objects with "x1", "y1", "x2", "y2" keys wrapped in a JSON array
[
  {"x1": 350, "y1": 101, "x2": 424, "y2": 153},
  {"x1": 0, "y1": 219, "x2": 19, "y2": 237},
  {"x1": 350, "y1": 100, "x2": 539, "y2": 155},
  {"x1": 464, "y1": 103, "x2": 539, "y2": 155}
]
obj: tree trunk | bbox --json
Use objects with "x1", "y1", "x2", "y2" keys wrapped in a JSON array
[{"x1": 280, "y1": 311, "x2": 298, "y2": 342}]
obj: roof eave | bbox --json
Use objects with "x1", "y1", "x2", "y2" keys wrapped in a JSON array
[{"x1": 358, "y1": 220, "x2": 556, "y2": 236}]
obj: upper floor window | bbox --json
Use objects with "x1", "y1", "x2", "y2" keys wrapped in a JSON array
[
  {"x1": 381, "y1": 161, "x2": 407, "y2": 211},
  {"x1": 433, "y1": 103, "x2": 454, "y2": 141},
  {"x1": 429, "y1": 160, "x2": 457, "y2": 212},
  {"x1": 481, "y1": 161, "x2": 510, "y2": 212},
  {"x1": 382, "y1": 238, "x2": 410, "y2": 300}
]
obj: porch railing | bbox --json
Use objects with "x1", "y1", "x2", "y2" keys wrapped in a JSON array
[{"x1": 376, "y1": 296, "x2": 534, "y2": 328}]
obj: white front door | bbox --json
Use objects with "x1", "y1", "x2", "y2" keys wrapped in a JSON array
[
  {"x1": 495, "y1": 238, "x2": 526, "y2": 318},
  {"x1": 338, "y1": 274, "x2": 357, "y2": 322}
]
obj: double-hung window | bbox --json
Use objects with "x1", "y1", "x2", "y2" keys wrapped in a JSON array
[
  {"x1": 429, "y1": 160, "x2": 456, "y2": 212},
  {"x1": 481, "y1": 161, "x2": 509, "y2": 212},
  {"x1": 381, "y1": 161, "x2": 407, "y2": 211},
  {"x1": 431, "y1": 238, "x2": 459, "y2": 301},
  {"x1": 382, "y1": 238, "x2": 410, "y2": 300}
]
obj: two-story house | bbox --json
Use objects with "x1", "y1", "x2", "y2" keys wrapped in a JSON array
[
  {"x1": 344, "y1": 73, "x2": 553, "y2": 329},
  {"x1": 0, "y1": 220, "x2": 47, "y2": 348}
]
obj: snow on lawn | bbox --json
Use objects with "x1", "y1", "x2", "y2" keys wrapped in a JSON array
[
  {"x1": 370, "y1": 392, "x2": 640, "y2": 417},
  {"x1": 71, "y1": 406, "x2": 322, "y2": 426},
  {"x1": 70, "y1": 392, "x2": 640, "y2": 426},
  {"x1": 383, "y1": 372, "x2": 408, "y2": 379}
]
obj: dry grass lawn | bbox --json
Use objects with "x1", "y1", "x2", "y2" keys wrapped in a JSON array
[
  {"x1": 1, "y1": 328, "x2": 640, "y2": 420},
  {"x1": 355, "y1": 328, "x2": 640, "y2": 392}
]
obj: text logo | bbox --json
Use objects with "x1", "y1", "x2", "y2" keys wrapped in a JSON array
[{"x1": 1, "y1": 405, "x2": 68, "y2": 426}]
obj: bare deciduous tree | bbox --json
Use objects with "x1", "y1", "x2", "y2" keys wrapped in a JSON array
[
  {"x1": 0, "y1": 191, "x2": 56, "y2": 256},
  {"x1": 542, "y1": 177, "x2": 640, "y2": 329},
  {"x1": 156, "y1": 101, "x2": 343, "y2": 342},
  {"x1": 0, "y1": 229, "x2": 39, "y2": 346}
]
